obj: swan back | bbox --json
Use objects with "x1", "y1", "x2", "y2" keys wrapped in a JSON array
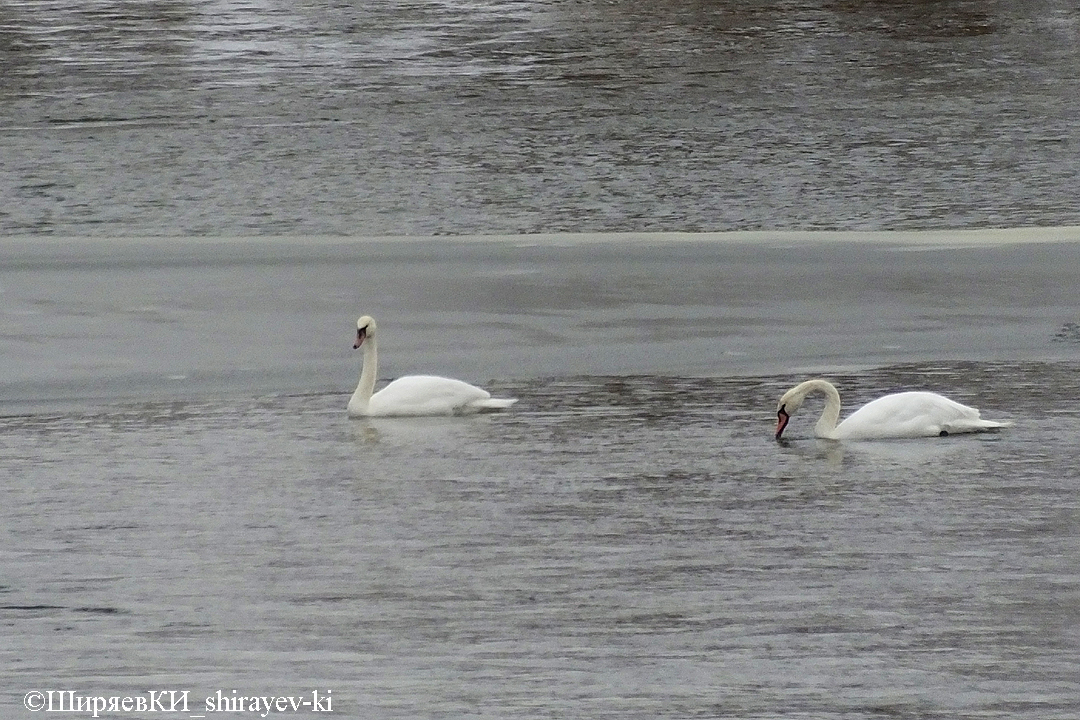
[
  {"x1": 835, "y1": 391, "x2": 1005, "y2": 439},
  {"x1": 365, "y1": 375, "x2": 515, "y2": 417}
]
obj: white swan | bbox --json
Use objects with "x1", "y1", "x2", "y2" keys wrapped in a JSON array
[
  {"x1": 348, "y1": 316, "x2": 517, "y2": 417},
  {"x1": 774, "y1": 378, "x2": 1010, "y2": 440}
]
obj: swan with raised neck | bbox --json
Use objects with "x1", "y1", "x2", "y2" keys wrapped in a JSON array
[{"x1": 348, "y1": 315, "x2": 517, "y2": 417}]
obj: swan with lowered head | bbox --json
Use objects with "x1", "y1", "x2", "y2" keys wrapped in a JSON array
[
  {"x1": 348, "y1": 316, "x2": 517, "y2": 417},
  {"x1": 774, "y1": 378, "x2": 1010, "y2": 440}
]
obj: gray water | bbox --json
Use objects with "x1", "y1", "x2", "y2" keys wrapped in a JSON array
[
  {"x1": 3, "y1": 233, "x2": 1080, "y2": 718},
  {"x1": 3, "y1": 0, "x2": 1080, "y2": 235},
  {"x1": 5, "y1": 0, "x2": 1080, "y2": 717},
  {"x1": 3, "y1": 363, "x2": 1080, "y2": 719}
]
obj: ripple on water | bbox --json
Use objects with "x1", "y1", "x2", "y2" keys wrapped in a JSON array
[{"x1": 5, "y1": 362, "x2": 1079, "y2": 717}]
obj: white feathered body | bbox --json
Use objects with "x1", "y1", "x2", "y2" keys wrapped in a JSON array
[
  {"x1": 350, "y1": 374, "x2": 517, "y2": 417},
  {"x1": 833, "y1": 390, "x2": 1007, "y2": 439}
]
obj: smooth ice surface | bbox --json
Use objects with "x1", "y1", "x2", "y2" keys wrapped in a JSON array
[{"x1": 2, "y1": 230, "x2": 1080, "y2": 413}]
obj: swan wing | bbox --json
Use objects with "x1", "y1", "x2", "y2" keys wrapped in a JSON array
[
  {"x1": 834, "y1": 391, "x2": 995, "y2": 439},
  {"x1": 367, "y1": 375, "x2": 516, "y2": 416}
]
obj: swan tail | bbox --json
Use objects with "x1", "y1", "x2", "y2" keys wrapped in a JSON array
[
  {"x1": 977, "y1": 419, "x2": 1012, "y2": 429},
  {"x1": 471, "y1": 397, "x2": 518, "y2": 411},
  {"x1": 943, "y1": 418, "x2": 1012, "y2": 433}
]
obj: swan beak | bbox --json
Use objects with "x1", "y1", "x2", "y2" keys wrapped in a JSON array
[
  {"x1": 775, "y1": 407, "x2": 790, "y2": 441},
  {"x1": 353, "y1": 327, "x2": 367, "y2": 350}
]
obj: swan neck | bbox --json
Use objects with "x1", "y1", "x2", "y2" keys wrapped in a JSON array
[
  {"x1": 811, "y1": 380, "x2": 842, "y2": 438},
  {"x1": 784, "y1": 379, "x2": 842, "y2": 438},
  {"x1": 352, "y1": 336, "x2": 378, "y2": 411}
]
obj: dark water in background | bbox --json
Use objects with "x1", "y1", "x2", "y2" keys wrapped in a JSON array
[{"x1": 2, "y1": 0, "x2": 1080, "y2": 236}]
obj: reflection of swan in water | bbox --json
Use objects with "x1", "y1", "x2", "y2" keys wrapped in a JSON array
[
  {"x1": 348, "y1": 316, "x2": 517, "y2": 417},
  {"x1": 787, "y1": 436, "x2": 987, "y2": 470},
  {"x1": 775, "y1": 379, "x2": 1010, "y2": 440},
  {"x1": 349, "y1": 415, "x2": 495, "y2": 447}
]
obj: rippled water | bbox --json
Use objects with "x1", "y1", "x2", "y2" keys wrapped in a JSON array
[
  {"x1": 3, "y1": 0, "x2": 1080, "y2": 235},
  {"x1": 4, "y1": 1, "x2": 1080, "y2": 717},
  {"x1": 2, "y1": 226, "x2": 1080, "y2": 714},
  {"x1": 3, "y1": 363, "x2": 1080, "y2": 718}
]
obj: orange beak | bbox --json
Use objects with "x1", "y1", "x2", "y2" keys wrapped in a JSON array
[{"x1": 775, "y1": 407, "x2": 790, "y2": 441}]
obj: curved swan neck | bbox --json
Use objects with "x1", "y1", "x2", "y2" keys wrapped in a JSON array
[
  {"x1": 813, "y1": 381, "x2": 842, "y2": 438},
  {"x1": 788, "y1": 379, "x2": 842, "y2": 438},
  {"x1": 351, "y1": 335, "x2": 378, "y2": 411}
]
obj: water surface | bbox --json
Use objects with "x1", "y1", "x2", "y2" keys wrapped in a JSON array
[
  {"x1": 3, "y1": 0, "x2": 1080, "y2": 235},
  {"x1": 2, "y1": 363, "x2": 1079, "y2": 718}
]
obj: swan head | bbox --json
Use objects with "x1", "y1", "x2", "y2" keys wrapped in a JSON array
[
  {"x1": 774, "y1": 387, "x2": 806, "y2": 441},
  {"x1": 354, "y1": 315, "x2": 376, "y2": 349}
]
